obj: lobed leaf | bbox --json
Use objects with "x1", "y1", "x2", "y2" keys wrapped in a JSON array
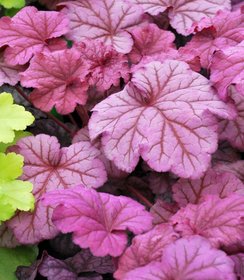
[
  {"x1": 0, "y1": 6, "x2": 69, "y2": 65},
  {"x1": 62, "y1": 0, "x2": 143, "y2": 53},
  {"x1": 89, "y1": 60, "x2": 236, "y2": 178},
  {"x1": 171, "y1": 195, "x2": 244, "y2": 247},
  {"x1": 0, "y1": 93, "x2": 34, "y2": 144},
  {"x1": 20, "y1": 49, "x2": 90, "y2": 114},
  {"x1": 7, "y1": 134, "x2": 107, "y2": 243},
  {"x1": 125, "y1": 236, "x2": 235, "y2": 280},
  {"x1": 42, "y1": 186, "x2": 153, "y2": 257}
]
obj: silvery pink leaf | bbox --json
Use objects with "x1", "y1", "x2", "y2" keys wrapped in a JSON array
[
  {"x1": 131, "y1": 0, "x2": 230, "y2": 35},
  {"x1": 172, "y1": 169, "x2": 244, "y2": 207},
  {"x1": 171, "y1": 195, "x2": 244, "y2": 247},
  {"x1": 7, "y1": 135, "x2": 107, "y2": 244},
  {"x1": 42, "y1": 186, "x2": 153, "y2": 257},
  {"x1": 62, "y1": 0, "x2": 143, "y2": 53},
  {"x1": 210, "y1": 42, "x2": 244, "y2": 100},
  {"x1": 115, "y1": 224, "x2": 179, "y2": 279},
  {"x1": 89, "y1": 60, "x2": 236, "y2": 178},
  {"x1": 124, "y1": 236, "x2": 235, "y2": 280},
  {"x1": 185, "y1": 9, "x2": 244, "y2": 68}
]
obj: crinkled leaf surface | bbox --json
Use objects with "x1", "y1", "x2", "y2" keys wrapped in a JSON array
[
  {"x1": 20, "y1": 49, "x2": 90, "y2": 114},
  {"x1": 132, "y1": 0, "x2": 230, "y2": 35},
  {"x1": 62, "y1": 0, "x2": 143, "y2": 53},
  {"x1": 185, "y1": 10, "x2": 244, "y2": 68},
  {"x1": 77, "y1": 40, "x2": 129, "y2": 91},
  {"x1": 171, "y1": 195, "x2": 244, "y2": 247},
  {"x1": 128, "y1": 23, "x2": 175, "y2": 64},
  {"x1": 89, "y1": 60, "x2": 235, "y2": 178},
  {"x1": 0, "y1": 6, "x2": 68, "y2": 65},
  {"x1": 7, "y1": 135, "x2": 107, "y2": 243},
  {"x1": 0, "y1": 93, "x2": 34, "y2": 144},
  {"x1": 125, "y1": 236, "x2": 235, "y2": 280},
  {"x1": 219, "y1": 90, "x2": 244, "y2": 150},
  {"x1": 0, "y1": 246, "x2": 38, "y2": 280},
  {"x1": 42, "y1": 186, "x2": 153, "y2": 257},
  {"x1": 115, "y1": 224, "x2": 178, "y2": 279},
  {"x1": 39, "y1": 254, "x2": 77, "y2": 280},
  {"x1": 0, "y1": 52, "x2": 25, "y2": 86},
  {"x1": 39, "y1": 249, "x2": 114, "y2": 279},
  {"x1": 0, "y1": 153, "x2": 34, "y2": 222},
  {"x1": 210, "y1": 42, "x2": 244, "y2": 100},
  {"x1": 0, "y1": 0, "x2": 24, "y2": 9},
  {"x1": 173, "y1": 169, "x2": 244, "y2": 207}
]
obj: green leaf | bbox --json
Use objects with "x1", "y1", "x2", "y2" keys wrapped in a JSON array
[
  {"x1": 0, "y1": 92, "x2": 34, "y2": 144},
  {"x1": 0, "y1": 153, "x2": 35, "y2": 222},
  {"x1": 0, "y1": 131, "x2": 32, "y2": 153},
  {"x1": 0, "y1": 246, "x2": 38, "y2": 280},
  {"x1": 0, "y1": 0, "x2": 25, "y2": 9}
]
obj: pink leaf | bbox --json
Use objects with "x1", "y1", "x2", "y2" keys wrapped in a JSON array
[
  {"x1": 219, "y1": 89, "x2": 244, "y2": 150},
  {"x1": 77, "y1": 40, "x2": 129, "y2": 91},
  {"x1": 73, "y1": 127, "x2": 128, "y2": 179},
  {"x1": 128, "y1": 23, "x2": 175, "y2": 64},
  {"x1": 171, "y1": 195, "x2": 244, "y2": 247},
  {"x1": 150, "y1": 200, "x2": 179, "y2": 224},
  {"x1": 0, "y1": 7, "x2": 69, "y2": 65},
  {"x1": 210, "y1": 42, "x2": 244, "y2": 100},
  {"x1": 132, "y1": 0, "x2": 231, "y2": 35},
  {"x1": 42, "y1": 186, "x2": 153, "y2": 257},
  {"x1": 125, "y1": 236, "x2": 235, "y2": 280},
  {"x1": 62, "y1": 0, "x2": 143, "y2": 53},
  {"x1": 147, "y1": 172, "x2": 173, "y2": 195},
  {"x1": 214, "y1": 161, "x2": 244, "y2": 182},
  {"x1": 89, "y1": 60, "x2": 236, "y2": 178},
  {"x1": 172, "y1": 169, "x2": 244, "y2": 207},
  {"x1": 230, "y1": 253, "x2": 244, "y2": 280},
  {"x1": 115, "y1": 224, "x2": 178, "y2": 279},
  {"x1": 184, "y1": 9, "x2": 244, "y2": 68},
  {"x1": 20, "y1": 49, "x2": 90, "y2": 114},
  {"x1": 7, "y1": 134, "x2": 107, "y2": 243},
  {"x1": 0, "y1": 52, "x2": 25, "y2": 86}
]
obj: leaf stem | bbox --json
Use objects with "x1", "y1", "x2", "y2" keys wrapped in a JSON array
[
  {"x1": 14, "y1": 85, "x2": 75, "y2": 136},
  {"x1": 127, "y1": 185, "x2": 153, "y2": 208},
  {"x1": 76, "y1": 105, "x2": 89, "y2": 127}
]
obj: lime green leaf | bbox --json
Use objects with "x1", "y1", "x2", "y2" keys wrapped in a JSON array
[
  {"x1": 0, "y1": 153, "x2": 35, "y2": 222},
  {"x1": 0, "y1": 246, "x2": 38, "y2": 280},
  {"x1": 0, "y1": 131, "x2": 32, "y2": 153},
  {"x1": 0, "y1": 0, "x2": 25, "y2": 9},
  {"x1": 0, "y1": 93, "x2": 34, "y2": 144}
]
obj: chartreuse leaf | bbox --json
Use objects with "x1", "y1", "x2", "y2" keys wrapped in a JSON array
[
  {"x1": 0, "y1": 246, "x2": 38, "y2": 280},
  {"x1": 0, "y1": 93, "x2": 34, "y2": 144},
  {"x1": 0, "y1": 0, "x2": 25, "y2": 9},
  {"x1": 0, "y1": 153, "x2": 35, "y2": 223},
  {"x1": 0, "y1": 131, "x2": 32, "y2": 153}
]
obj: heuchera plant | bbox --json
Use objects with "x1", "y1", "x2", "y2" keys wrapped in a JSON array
[{"x1": 0, "y1": 0, "x2": 243, "y2": 279}]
